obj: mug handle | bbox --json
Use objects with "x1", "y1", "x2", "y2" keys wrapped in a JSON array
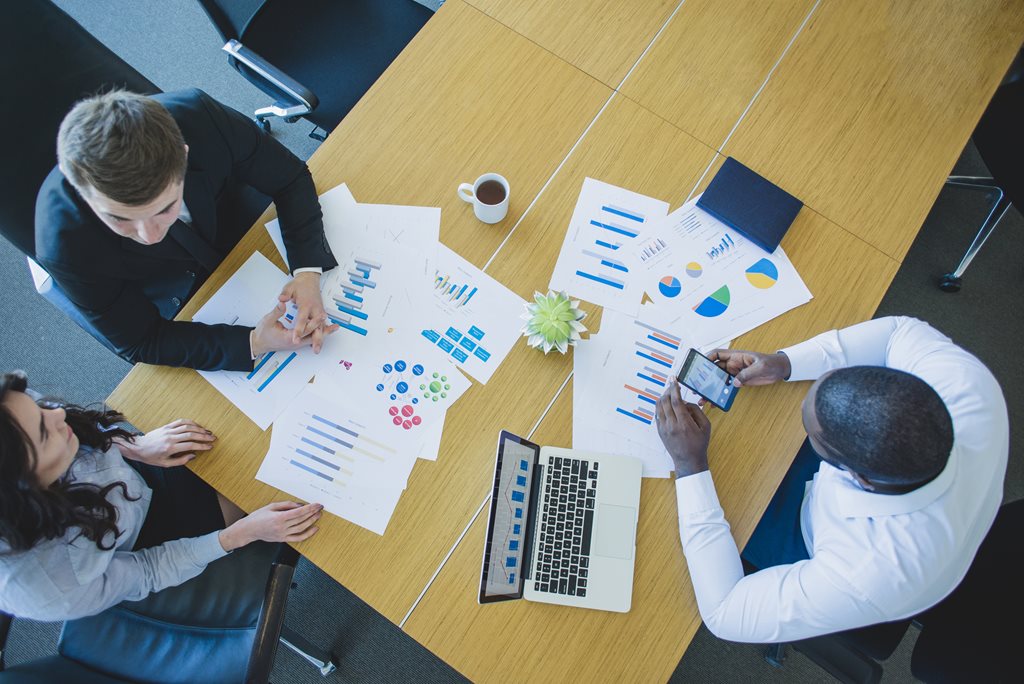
[{"x1": 457, "y1": 183, "x2": 475, "y2": 203}]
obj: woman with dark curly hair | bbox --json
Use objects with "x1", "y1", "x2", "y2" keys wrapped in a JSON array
[{"x1": 0, "y1": 371, "x2": 323, "y2": 621}]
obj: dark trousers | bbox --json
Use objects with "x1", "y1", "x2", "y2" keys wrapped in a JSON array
[
  {"x1": 129, "y1": 460, "x2": 226, "y2": 550},
  {"x1": 741, "y1": 438, "x2": 821, "y2": 571}
]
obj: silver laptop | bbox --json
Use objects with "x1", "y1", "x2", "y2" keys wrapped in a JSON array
[{"x1": 478, "y1": 430, "x2": 642, "y2": 613}]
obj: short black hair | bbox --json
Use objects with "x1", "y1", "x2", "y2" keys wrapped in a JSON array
[{"x1": 815, "y1": 366, "x2": 953, "y2": 485}]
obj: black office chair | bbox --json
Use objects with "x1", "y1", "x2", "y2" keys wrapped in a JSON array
[
  {"x1": 763, "y1": 617, "x2": 911, "y2": 684},
  {"x1": 0, "y1": 543, "x2": 338, "y2": 682},
  {"x1": 909, "y1": 498, "x2": 1022, "y2": 683},
  {"x1": 0, "y1": 0, "x2": 162, "y2": 352},
  {"x1": 938, "y1": 49, "x2": 1023, "y2": 292},
  {"x1": 195, "y1": 0, "x2": 433, "y2": 140}
]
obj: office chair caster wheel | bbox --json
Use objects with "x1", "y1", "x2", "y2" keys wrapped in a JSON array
[
  {"x1": 255, "y1": 117, "x2": 271, "y2": 133},
  {"x1": 938, "y1": 273, "x2": 962, "y2": 292}
]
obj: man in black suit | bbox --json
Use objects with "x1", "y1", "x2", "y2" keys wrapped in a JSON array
[{"x1": 35, "y1": 88, "x2": 338, "y2": 371}]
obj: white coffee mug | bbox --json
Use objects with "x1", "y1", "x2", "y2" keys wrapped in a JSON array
[{"x1": 458, "y1": 173, "x2": 510, "y2": 224}]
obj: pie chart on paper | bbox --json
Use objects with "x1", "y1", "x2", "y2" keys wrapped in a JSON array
[
  {"x1": 745, "y1": 258, "x2": 779, "y2": 289},
  {"x1": 693, "y1": 285, "x2": 730, "y2": 317},
  {"x1": 658, "y1": 276, "x2": 682, "y2": 298},
  {"x1": 685, "y1": 262, "x2": 703, "y2": 278}
]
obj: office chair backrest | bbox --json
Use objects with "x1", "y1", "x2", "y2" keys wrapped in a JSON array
[
  {"x1": 972, "y1": 49, "x2": 1023, "y2": 209},
  {"x1": 195, "y1": 0, "x2": 267, "y2": 42},
  {"x1": 0, "y1": 0, "x2": 158, "y2": 259},
  {"x1": 910, "y1": 498, "x2": 1023, "y2": 682}
]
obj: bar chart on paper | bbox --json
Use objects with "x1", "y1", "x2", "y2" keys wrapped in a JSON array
[
  {"x1": 573, "y1": 309, "x2": 702, "y2": 477},
  {"x1": 417, "y1": 245, "x2": 526, "y2": 384},
  {"x1": 550, "y1": 178, "x2": 669, "y2": 313},
  {"x1": 192, "y1": 252, "x2": 320, "y2": 430},
  {"x1": 258, "y1": 387, "x2": 416, "y2": 535},
  {"x1": 247, "y1": 351, "x2": 298, "y2": 392},
  {"x1": 324, "y1": 256, "x2": 381, "y2": 337},
  {"x1": 617, "y1": 319, "x2": 683, "y2": 427}
]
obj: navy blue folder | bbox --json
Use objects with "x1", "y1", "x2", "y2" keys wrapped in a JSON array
[{"x1": 696, "y1": 157, "x2": 802, "y2": 253}]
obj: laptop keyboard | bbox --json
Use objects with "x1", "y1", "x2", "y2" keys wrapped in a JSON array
[{"x1": 533, "y1": 456, "x2": 598, "y2": 598}]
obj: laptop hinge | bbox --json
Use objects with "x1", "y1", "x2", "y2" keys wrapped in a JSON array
[{"x1": 521, "y1": 462, "x2": 545, "y2": 581}]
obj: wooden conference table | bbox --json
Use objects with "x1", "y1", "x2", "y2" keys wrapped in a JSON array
[{"x1": 107, "y1": 1, "x2": 1024, "y2": 681}]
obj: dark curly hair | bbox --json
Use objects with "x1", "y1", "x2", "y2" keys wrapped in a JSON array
[
  {"x1": 815, "y1": 366, "x2": 954, "y2": 486},
  {"x1": 0, "y1": 371, "x2": 137, "y2": 552}
]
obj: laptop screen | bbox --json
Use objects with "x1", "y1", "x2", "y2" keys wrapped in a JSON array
[{"x1": 479, "y1": 430, "x2": 541, "y2": 603}]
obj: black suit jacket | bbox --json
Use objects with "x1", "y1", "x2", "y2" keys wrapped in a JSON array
[{"x1": 35, "y1": 89, "x2": 337, "y2": 371}]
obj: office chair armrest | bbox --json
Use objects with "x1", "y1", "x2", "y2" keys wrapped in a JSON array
[
  {"x1": 222, "y1": 40, "x2": 318, "y2": 115},
  {"x1": 244, "y1": 545, "x2": 300, "y2": 683},
  {"x1": 0, "y1": 611, "x2": 13, "y2": 671}
]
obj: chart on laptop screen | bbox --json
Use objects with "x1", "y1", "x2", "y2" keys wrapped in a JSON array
[{"x1": 483, "y1": 439, "x2": 537, "y2": 598}]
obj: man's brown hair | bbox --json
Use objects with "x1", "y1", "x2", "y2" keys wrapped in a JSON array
[{"x1": 57, "y1": 91, "x2": 187, "y2": 206}]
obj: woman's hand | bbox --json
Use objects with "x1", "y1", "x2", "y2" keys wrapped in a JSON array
[
  {"x1": 218, "y1": 501, "x2": 323, "y2": 551},
  {"x1": 115, "y1": 419, "x2": 216, "y2": 467}
]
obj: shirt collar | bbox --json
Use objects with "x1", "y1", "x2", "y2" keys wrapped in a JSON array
[{"x1": 828, "y1": 446, "x2": 958, "y2": 518}]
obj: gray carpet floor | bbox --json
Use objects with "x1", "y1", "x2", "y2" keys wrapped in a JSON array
[{"x1": 1, "y1": 1, "x2": 1019, "y2": 681}]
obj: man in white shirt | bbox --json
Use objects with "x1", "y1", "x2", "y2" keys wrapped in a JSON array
[{"x1": 656, "y1": 316, "x2": 1008, "y2": 643}]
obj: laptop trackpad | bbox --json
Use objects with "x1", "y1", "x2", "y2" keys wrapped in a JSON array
[{"x1": 593, "y1": 504, "x2": 636, "y2": 560}]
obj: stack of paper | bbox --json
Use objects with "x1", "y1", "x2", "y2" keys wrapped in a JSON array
[
  {"x1": 555, "y1": 180, "x2": 813, "y2": 477},
  {"x1": 194, "y1": 183, "x2": 527, "y2": 534}
]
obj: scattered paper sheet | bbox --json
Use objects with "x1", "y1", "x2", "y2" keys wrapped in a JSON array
[
  {"x1": 257, "y1": 385, "x2": 413, "y2": 535},
  {"x1": 414, "y1": 244, "x2": 526, "y2": 384},
  {"x1": 266, "y1": 183, "x2": 442, "y2": 270},
  {"x1": 549, "y1": 178, "x2": 670, "y2": 314},
  {"x1": 633, "y1": 197, "x2": 812, "y2": 347},
  {"x1": 313, "y1": 330, "x2": 472, "y2": 456},
  {"x1": 192, "y1": 252, "x2": 321, "y2": 430}
]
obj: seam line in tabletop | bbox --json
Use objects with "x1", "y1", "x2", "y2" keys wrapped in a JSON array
[
  {"x1": 481, "y1": 0, "x2": 689, "y2": 273},
  {"x1": 399, "y1": 370, "x2": 574, "y2": 629},
  {"x1": 685, "y1": 0, "x2": 822, "y2": 205}
]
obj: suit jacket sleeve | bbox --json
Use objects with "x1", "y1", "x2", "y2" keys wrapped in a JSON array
[
  {"x1": 194, "y1": 90, "x2": 337, "y2": 272},
  {"x1": 41, "y1": 253, "x2": 254, "y2": 371}
]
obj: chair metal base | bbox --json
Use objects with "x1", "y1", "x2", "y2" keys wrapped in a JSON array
[
  {"x1": 941, "y1": 176, "x2": 1013, "y2": 292},
  {"x1": 279, "y1": 626, "x2": 338, "y2": 676}
]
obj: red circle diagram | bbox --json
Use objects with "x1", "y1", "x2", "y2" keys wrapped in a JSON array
[
  {"x1": 401, "y1": 405, "x2": 414, "y2": 417},
  {"x1": 402, "y1": 420, "x2": 412, "y2": 429},
  {"x1": 388, "y1": 406, "x2": 399, "y2": 416},
  {"x1": 412, "y1": 416, "x2": 422, "y2": 425}
]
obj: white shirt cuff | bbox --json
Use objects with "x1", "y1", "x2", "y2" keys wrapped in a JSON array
[
  {"x1": 292, "y1": 267, "x2": 323, "y2": 276},
  {"x1": 675, "y1": 470, "x2": 723, "y2": 518},
  {"x1": 779, "y1": 338, "x2": 830, "y2": 382}
]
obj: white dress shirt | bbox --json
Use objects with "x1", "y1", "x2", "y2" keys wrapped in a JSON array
[{"x1": 675, "y1": 317, "x2": 1008, "y2": 643}]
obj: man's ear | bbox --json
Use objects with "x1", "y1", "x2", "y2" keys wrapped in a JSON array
[
  {"x1": 851, "y1": 472, "x2": 876, "y2": 492},
  {"x1": 184, "y1": 143, "x2": 189, "y2": 158}
]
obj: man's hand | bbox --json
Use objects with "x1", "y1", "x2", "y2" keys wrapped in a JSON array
[
  {"x1": 278, "y1": 271, "x2": 334, "y2": 347},
  {"x1": 251, "y1": 302, "x2": 333, "y2": 357},
  {"x1": 656, "y1": 378, "x2": 712, "y2": 479},
  {"x1": 115, "y1": 419, "x2": 216, "y2": 467},
  {"x1": 707, "y1": 349, "x2": 791, "y2": 387}
]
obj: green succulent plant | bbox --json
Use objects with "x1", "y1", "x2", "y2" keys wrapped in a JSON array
[{"x1": 520, "y1": 291, "x2": 587, "y2": 354}]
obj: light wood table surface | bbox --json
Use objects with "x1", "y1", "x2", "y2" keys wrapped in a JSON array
[
  {"x1": 465, "y1": 0, "x2": 680, "y2": 88},
  {"x1": 721, "y1": 0, "x2": 1024, "y2": 261},
  {"x1": 620, "y1": 0, "x2": 818, "y2": 148},
  {"x1": 105, "y1": 0, "x2": 1024, "y2": 679}
]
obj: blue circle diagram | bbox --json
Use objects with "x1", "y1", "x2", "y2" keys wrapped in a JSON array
[
  {"x1": 395, "y1": 360, "x2": 407, "y2": 372},
  {"x1": 412, "y1": 364, "x2": 424, "y2": 376}
]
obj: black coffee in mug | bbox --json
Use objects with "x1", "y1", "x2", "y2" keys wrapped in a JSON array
[{"x1": 476, "y1": 179, "x2": 506, "y2": 205}]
